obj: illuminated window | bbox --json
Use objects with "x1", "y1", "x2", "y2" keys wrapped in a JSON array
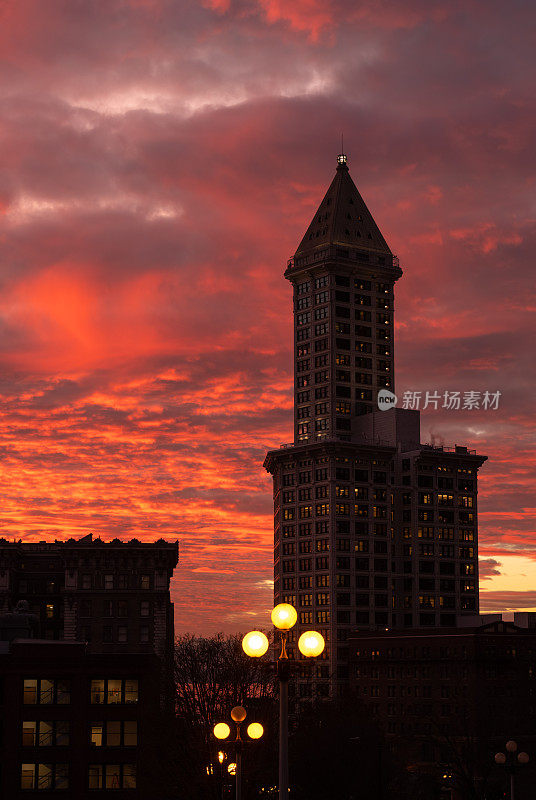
[
  {"x1": 90, "y1": 679, "x2": 138, "y2": 705},
  {"x1": 23, "y1": 679, "x2": 70, "y2": 705},
  {"x1": 21, "y1": 763, "x2": 68, "y2": 791}
]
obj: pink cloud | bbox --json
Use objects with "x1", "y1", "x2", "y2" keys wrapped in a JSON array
[{"x1": 0, "y1": 0, "x2": 533, "y2": 632}]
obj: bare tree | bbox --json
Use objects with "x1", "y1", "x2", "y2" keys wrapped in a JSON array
[{"x1": 170, "y1": 633, "x2": 276, "y2": 800}]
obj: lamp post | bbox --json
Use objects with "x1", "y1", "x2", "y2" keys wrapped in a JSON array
[
  {"x1": 494, "y1": 740, "x2": 529, "y2": 800},
  {"x1": 213, "y1": 706, "x2": 264, "y2": 800},
  {"x1": 242, "y1": 603, "x2": 325, "y2": 800}
]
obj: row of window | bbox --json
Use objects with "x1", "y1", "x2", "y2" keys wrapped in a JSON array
[
  {"x1": 296, "y1": 356, "x2": 391, "y2": 373},
  {"x1": 280, "y1": 557, "x2": 474, "y2": 576},
  {"x1": 402, "y1": 510, "x2": 474, "y2": 523},
  {"x1": 406, "y1": 492, "x2": 475, "y2": 507},
  {"x1": 79, "y1": 574, "x2": 151, "y2": 590},
  {"x1": 20, "y1": 763, "x2": 136, "y2": 790},
  {"x1": 23, "y1": 679, "x2": 138, "y2": 705},
  {"x1": 80, "y1": 625, "x2": 150, "y2": 644},
  {"x1": 281, "y1": 468, "x2": 384, "y2": 484},
  {"x1": 295, "y1": 278, "x2": 391, "y2": 294},
  {"x1": 296, "y1": 315, "x2": 392, "y2": 336},
  {"x1": 296, "y1": 291, "x2": 392, "y2": 309},
  {"x1": 282, "y1": 504, "x2": 389, "y2": 519},
  {"x1": 280, "y1": 522, "x2": 389, "y2": 538},
  {"x1": 21, "y1": 720, "x2": 137, "y2": 748},
  {"x1": 282, "y1": 556, "x2": 390, "y2": 572},
  {"x1": 80, "y1": 600, "x2": 152, "y2": 617}
]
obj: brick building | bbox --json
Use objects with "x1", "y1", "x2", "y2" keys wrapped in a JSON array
[
  {"x1": 0, "y1": 637, "x2": 169, "y2": 798},
  {"x1": 347, "y1": 618, "x2": 536, "y2": 796},
  {"x1": 0, "y1": 534, "x2": 178, "y2": 700},
  {"x1": 0, "y1": 536, "x2": 180, "y2": 797}
]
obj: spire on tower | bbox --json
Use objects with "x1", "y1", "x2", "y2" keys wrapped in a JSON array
[{"x1": 295, "y1": 157, "x2": 392, "y2": 257}]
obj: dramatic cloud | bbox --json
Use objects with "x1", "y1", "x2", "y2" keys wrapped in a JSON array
[{"x1": 0, "y1": 0, "x2": 534, "y2": 632}]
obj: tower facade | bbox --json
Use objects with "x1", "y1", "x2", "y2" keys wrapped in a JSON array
[{"x1": 265, "y1": 156, "x2": 487, "y2": 696}]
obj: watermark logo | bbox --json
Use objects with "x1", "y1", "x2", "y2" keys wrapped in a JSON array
[
  {"x1": 377, "y1": 390, "x2": 502, "y2": 411},
  {"x1": 402, "y1": 390, "x2": 501, "y2": 411},
  {"x1": 377, "y1": 389, "x2": 398, "y2": 411}
]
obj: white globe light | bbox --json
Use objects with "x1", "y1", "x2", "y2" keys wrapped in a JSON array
[{"x1": 242, "y1": 631, "x2": 269, "y2": 657}]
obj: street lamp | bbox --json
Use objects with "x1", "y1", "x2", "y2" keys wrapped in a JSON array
[
  {"x1": 494, "y1": 740, "x2": 529, "y2": 800},
  {"x1": 242, "y1": 602, "x2": 325, "y2": 800},
  {"x1": 213, "y1": 705, "x2": 264, "y2": 800}
]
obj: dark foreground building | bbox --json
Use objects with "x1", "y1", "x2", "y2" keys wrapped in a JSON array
[
  {"x1": 0, "y1": 534, "x2": 178, "y2": 700},
  {"x1": 348, "y1": 617, "x2": 536, "y2": 798},
  {"x1": 0, "y1": 638, "x2": 166, "y2": 798},
  {"x1": 0, "y1": 536, "x2": 179, "y2": 798},
  {"x1": 264, "y1": 155, "x2": 487, "y2": 694}
]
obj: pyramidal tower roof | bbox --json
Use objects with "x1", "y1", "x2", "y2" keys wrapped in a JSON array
[{"x1": 295, "y1": 154, "x2": 392, "y2": 257}]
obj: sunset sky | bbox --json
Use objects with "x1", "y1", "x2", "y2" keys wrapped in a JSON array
[{"x1": 0, "y1": 0, "x2": 534, "y2": 633}]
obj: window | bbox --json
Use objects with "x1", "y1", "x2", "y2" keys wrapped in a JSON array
[
  {"x1": 335, "y1": 353, "x2": 350, "y2": 366},
  {"x1": 104, "y1": 575, "x2": 114, "y2": 590},
  {"x1": 90, "y1": 720, "x2": 137, "y2": 748},
  {"x1": 88, "y1": 764, "x2": 136, "y2": 790},
  {"x1": 23, "y1": 679, "x2": 70, "y2": 705},
  {"x1": 22, "y1": 721, "x2": 70, "y2": 747},
  {"x1": 90, "y1": 679, "x2": 138, "y2": 705},
  {"x1": 80, "y1": 600, "x2": 92, "y2": 617},
  {"x1": 21, "y1": 763, "x2": 69, "y2": 791}
]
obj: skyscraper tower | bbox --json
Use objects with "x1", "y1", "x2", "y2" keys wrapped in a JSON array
[{"x1": 264, "y1": 155, "x2": 487, "y2": 696}]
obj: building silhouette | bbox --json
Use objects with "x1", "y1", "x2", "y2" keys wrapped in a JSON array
[
  {"x1": 347, "y1": 616, "x2": 536, "y2": 796},
  {"x1": 0, "y1": 535, "x2": 179, "y2": 797},
  {"x1": 264, "y1": 155, "x2": 487, "y2": 695}
]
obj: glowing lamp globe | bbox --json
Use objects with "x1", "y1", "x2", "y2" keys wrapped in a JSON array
[
  {"x1": 247, "y1": 722, "x2": 264, "y2": 739},
  {"x1": 213, "y1": 723, "x2": 231, "y2": 740},
  {"x1": 494, "y1": 753, "x2": 506, "y2": 765},
  {"x1": 242, "y1": 631, "x2": 269, "y2": 657},
  {"x1": 518, "y1": 752, "x2": 530, "y2": 764},
  {"x1": 506, "y1": 740, "x2": 517, "y2": 753},
  {"x1": 298, "y1": 631, "x2": 325, "y2": 658},
  {"x1": 231, "y1": 706, "x2": 247, "y2": 723},
  {"x1": 271, "y1": 603, "x2": 297, "y2": 630}
]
